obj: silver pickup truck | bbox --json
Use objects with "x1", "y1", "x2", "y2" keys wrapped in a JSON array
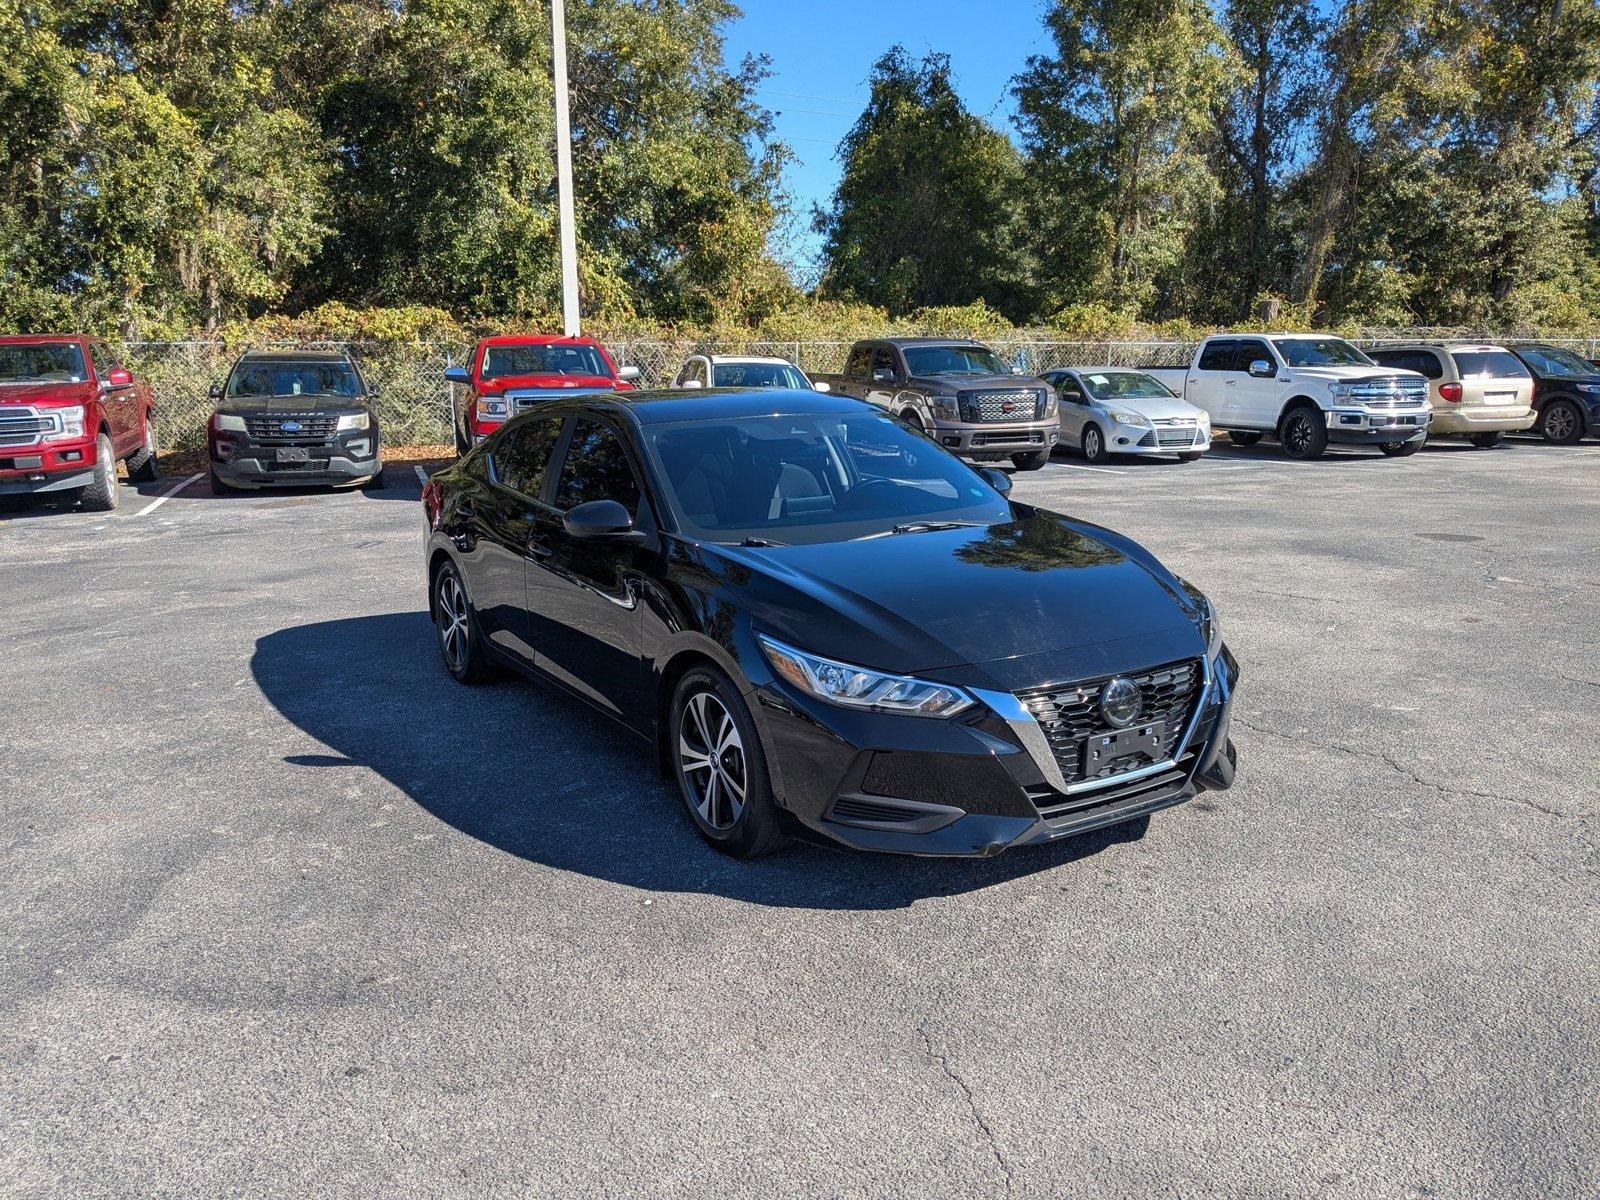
[{"x1": 810, "y1": 338, "x2": 1059, "y2": 470}]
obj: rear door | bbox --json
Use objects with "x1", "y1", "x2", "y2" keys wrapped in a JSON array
[
  {"x1": 835, "y1": 343, "x2": 873, "y2": 401},
  {"x1": 523, "y1": 415, "x2": 651, "y2": 726},
  {"x1": 471, "y1": 414, "x2": 566, "y2": 666},
  {"x1": 1186, "y1": 340, "x2": 1237, "y2": 422}
]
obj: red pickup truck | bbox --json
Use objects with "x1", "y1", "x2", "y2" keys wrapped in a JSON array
[
  {"x1": 444, "y1": 334, "x2": 639, "y2": 455},
  {"x1": 0, "y1": 335, "x2": 158, "y2": 512}
]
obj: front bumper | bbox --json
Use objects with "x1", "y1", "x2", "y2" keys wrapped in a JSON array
[
  {"x1": 930, "y1": 422, "x2": 1058, "y2": 460},
  {"x1": 1431, "y1": 406, "x2": 1536, "y2": 435},
  {"x1": 211, "y1": 434, "x2": 380, "y2": 488},
  {"x1": 0, "y1": 435, "x2": 101, "y2": 495},
  {"x1": 753, "y1": 642, "x2": 1239, "y2": 858},
  {"x1": 1117, "y1": 423, "x2": 1211, "y2": 456},
  {"x1": 1325, "y1": 406, "x2": 1431, "y2": 445}
]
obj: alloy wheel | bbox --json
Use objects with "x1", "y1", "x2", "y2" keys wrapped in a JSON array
[
  {"x1": 436, "y1": 573, "x2": 468, "y2": 671},
  {"x1": 1544, "y1": 404, "x2": 1577, "y2": 442},
  {"x1": 677, "y1": 690, "x2": 747, "y2": 831},
  {"x1": 1284, "y1": 414, "x2": 1311, "y2": 455},
  {"x1": 1085, "y1": 429, "x2": 1101, "y2": 459}
]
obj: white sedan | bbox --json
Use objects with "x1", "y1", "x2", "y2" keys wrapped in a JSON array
[
  {"x1": 1041, "y1": 367, "x2": 1211, "y2": 463},
  {"x1": 671, "y1": 354, "x2": 828, "y2": 391}
]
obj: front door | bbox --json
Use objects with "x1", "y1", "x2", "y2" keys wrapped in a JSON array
[
  {"x1": 472, "y1": 414, "x2": 566, "y2": 666},
  {"x1": 1231, "y1": 338, "x2": 1280, "y2": 427},
  {"x1": 523, "y1": 416, "x2": 651, "y2": 727},
  {"x1": 1054, "y1": 372, "x2": 1090, "y2": 442}
]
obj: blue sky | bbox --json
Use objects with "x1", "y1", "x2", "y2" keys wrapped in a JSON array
[{"x1": 721, "y1": 1, "x2": 1053, "y2": 273}]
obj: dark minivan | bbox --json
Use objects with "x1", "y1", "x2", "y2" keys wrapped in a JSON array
[{"x1": 208, "y1": 350, "x2": 383, "y2": 491}]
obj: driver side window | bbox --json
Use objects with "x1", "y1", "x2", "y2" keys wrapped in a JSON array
[
  {"x1": 555, "y1": 419, "x2": 642, "y2": 515},
  {"x1": 490, "y1": 416, "x2": 564, "y2": 499},
  {"x1": 870, "y1": 347, "x2": 898, "y2": 380}
]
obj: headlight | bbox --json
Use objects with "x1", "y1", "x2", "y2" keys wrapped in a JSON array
[
  {"x1": 1107, "y1": 409, "x2": 1150, "y2": 426},
  {"x1": 476, "y1": 396, "x2": 508, "y2": 421},
  {"x1": 337, "y1": 411, "x2": 371, "y2": 431},
  {"x1": 928, "y1": 395, "x2": 958, "y2": 421},
  {"x1": 1179, "y1": 579, "x2": 1222, "y2": 657},
  {"x1": 757, "y1": 634, "x2": 974, "y2": 718},
  {"x1": 1577, "y1": 383, "x2": 1600, "y2": 395},
  {"x1": 212, "y1": 413, "x2": 247, "y2": 433},
  {"x1": 45, "y1": 405, "x2": 86, "y2": 440},
  {"x1": 1041, "y1": 390, "x2": 1058, "y2": 418}
]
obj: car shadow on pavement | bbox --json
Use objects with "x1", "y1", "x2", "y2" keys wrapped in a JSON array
[{"x1": 252, "y1": 612, "x2": 1146, "y2": 911}]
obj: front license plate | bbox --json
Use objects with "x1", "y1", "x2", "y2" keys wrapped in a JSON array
[
  {"x1": 276, "y1": 447, "x2": 310, "y2": 463},
  {"x1": 1082, "y1": 721, "x2": 1165, "y2": 776}
]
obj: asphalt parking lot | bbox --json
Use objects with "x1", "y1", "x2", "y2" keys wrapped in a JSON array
[{"x1": 3, "y1": 437, "x2": 1597, "y2": 1198}]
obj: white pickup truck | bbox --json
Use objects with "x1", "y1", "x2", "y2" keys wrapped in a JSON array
[{"x1": 1145, "y1": 334, "x2": 1432, "y2": 460}]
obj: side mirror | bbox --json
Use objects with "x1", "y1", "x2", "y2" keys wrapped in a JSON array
[
  {"x1": 1062, "y1": 388, "x2": 1083, "y2": 402},
  {"x1": 563, "y1": 498, "x2": 640, "y2": 542},
  {"x1": 1247, "y1": 359, "x2": 1275, "y2": 378},
  {"x1": 872, "y1": 368, "x2": 894, "y2": 384},
  {"x1": 1011, "y1": 366, "x2": 1025, "y2": 376},
  {"x1": 444, "y1": 366, "x2": 471, "y2": 386},
  {"x1": 106, "y1": 366, "x2": 133, "y2": 387},
  {"x1": 979, "y1": 467, "x2": 1013, "y2": 496},
  {"x1": 681, "y1": 379, "x2": 703, "y2": 389},
  {"x1": 812, "y1": 379, "x2": 831, "y2": 393},
  {"x1": 618, "y1": 364, "x2": 642, "y2": 382},
  {"x1": 208, "y1": 382, "x2": 223, "y2": 400}
]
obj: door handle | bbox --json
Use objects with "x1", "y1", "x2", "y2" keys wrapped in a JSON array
[
  {"x1": 1224, "y1": 379, "x2": 1237, "y2": 387},
  {"x1": 526, "y1": 537, "x2": 553, "y2": 559}
]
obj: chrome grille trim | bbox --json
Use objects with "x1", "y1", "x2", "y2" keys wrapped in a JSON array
[
  {"x1": 957, "y1": 388, "x2": 1045, "y2": 423},
  {"x1": 0, "y1": 406, "x2": 58, "y2": 448},
  {"x1": 506, "y1": 386, "x2": 616, "y2": 414}
]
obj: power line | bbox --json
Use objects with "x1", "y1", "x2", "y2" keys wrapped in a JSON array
[{"x1": 758, "y1": 88, "x2": 864, "y2": 106}]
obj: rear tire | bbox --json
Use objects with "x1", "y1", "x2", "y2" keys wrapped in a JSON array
[
  {"x1": 1227, "y1": 430, "x2": 1264, "y2": 446},
  {"x1": 1538, "y1": 400, "x2": 1582, "y2": 444},
  {"x1": 1011, "y1": 450, "x2": 1048, "y2": 471},
  {"x1": 126, "y1": 416, "x2": 160, "y2": 483},
  {"x1": 1379, "y1": 438, "x2": 1423, "y2": 457},
  {"x1": 1468, "y1": 431, "x2": 1502, "y2": 449},
  {"x1": 433, "y1": 561, "x2": 493, "y2": 685},
  {"x1": 78, "y1": 433, "x2": 119, "y2": 511},
  {"x1": 669, "y1": 666, "x2": 788, "y2": 858},
  {"x1": 1082, "y1": 424, "x2": 1110, "y2": 463},
  {"x1": 1279, "y1": 407, "x2": 1327, "y2": 460}
]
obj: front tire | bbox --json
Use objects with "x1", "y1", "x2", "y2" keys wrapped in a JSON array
[
  {"x1": 1227, "y1": 430, "x2": 1264, "y2": 446},
  {"x1": 1538, "y1": 400, "x2": 1583, "y2": 444},
  {"x1": 126, "y1": 415, "x2": 159, "y2": 483},
  {"x1": 78, "y1": 433, "x2": 119, "y2": 511},
  {"x1": 209, "y1": 466, "x2": 237, "y2": 495},
  {"x1": 1468, "y1": 431, "x2": 1502, "y2": 449},
  {"x1": 1012, "y1": 449, "x2": 1049, "y2": 471},
  {"x1": 1177, "y1": 451, "x2": 1202, "y2": 462},
  {"x1": 1379, "y1": 438, "x2": 1423, "y2": 457},
  {"x1": 433, "y1": 561, "x2": 493, "y2": 684},
  {"x1": 1082, "y1": 424, "x2": 1110, "y2": 463},
  {"x1": 670, "y1": 667, "x2": 788, "y2": 858},
  {"x1": 1279, "y1": 408, "x2": 1327, "y2": 460}
]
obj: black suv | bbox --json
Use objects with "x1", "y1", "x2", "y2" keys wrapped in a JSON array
[
  {"x1": 1506, "y1": 344, "x2": 1600, "y2": 444},
  {"x1": 208, "y1": 351, "x2": 383, "y2": 491}
]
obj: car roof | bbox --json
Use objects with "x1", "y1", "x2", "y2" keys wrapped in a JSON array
[
  {"x1": 702, "y1": 355, "x2": 794, "y2": 366},
  {"x1": 235, "y1": 349, "x2": 355, "y2": 363},
  {"x1": 877, "y1": 337, "x2": 985, "y2": 347},
  {"x1": 1372, "y1": 343, "x2": 1510, "y2": 353},
  {"x1": 578, "y1": 388, "x2": 872, "y2": 426},
  {"x1": 0, "y1": 334, "x2": 87, "y2": 345},
  {"x1": 480, "y1": 334, "x2": 603, "y2": 347}
]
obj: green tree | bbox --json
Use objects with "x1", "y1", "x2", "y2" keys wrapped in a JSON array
[{"x1": 816, "y1": 47, "x2": 1030, "y2": 319}]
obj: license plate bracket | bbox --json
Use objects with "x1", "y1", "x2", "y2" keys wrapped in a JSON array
[
  {"x1": 276, "y1": 447, "x2": 310, "y2": 463},
  {"x1": 1082, "y1": 721, "x2": 1165, "y2": 777}
]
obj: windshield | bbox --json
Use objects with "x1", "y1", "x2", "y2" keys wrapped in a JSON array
[
  {"x1": 484, "y1": 344, "x2": 608, "y2": 378},
  {"x1": 1453, "y1": 351, "x2": 1528, "y2": 379},
  {"x1": 1516, "y1": 345, "x2": 1596, "y2": 378},
  {"x1": 229, "y1": 361, "x2": 361, "y2": 398},
  {"x1": 0, "y1": 343, "x2": 87, "y2": 384},
  {"x1": 1272, "y1": 338, "x2": 1374, "y2": 368},
  {"x1": 711, "y1": 361, "x2": 810, "y2": 390},
  {"x1": 644, "y1": 412, "x2": 1011, "y2": 545},
  {"x1": 1080, "y1": 371, "x2": 1177, "y2": 401},
  {"x1": 901, "y1": 345, "x2": 1010, "y2": 377}
]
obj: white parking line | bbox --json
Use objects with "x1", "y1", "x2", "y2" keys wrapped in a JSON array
[
  {"x1": 414, "y1": 465, "x2": 429, "y2": 486},
  {"x1": 1053, "y1": 462, "x2": 1126, "y2": 474},
  {"x1": 134, "y1": 472, "x2": 203, "y2": 518}
]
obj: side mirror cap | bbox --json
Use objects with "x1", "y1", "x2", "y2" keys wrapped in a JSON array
[
  {"x1": 1011, "y1": 366, "x2": 1025, "y2": 375},
  {"x1": 812, "y1": 379, "x2": 831, "y2": 393},
  {"x1": 562, "y1": 498, "x2": 640, "y2": 542},
  {"x1": 208, "y1": 382, "x2": 223, "y2": 400},
  {"x1": 872, "y1": 368, "x2": 894, "y2": 383},
  {"x1": 618, "y1": 364, "x2": 642, "y2": 382},
  {"x1": 106, "y1": 366, "x2": 133, "y2": 387},
  {"x1": 1247, "y1": 359, "x2": 1275, "y2": 378},
  {"x1": 367, "y1": 384, "x2": 381, "y2": 399},
  {"x1": 444, "y1": 366, "x2": 471, "y2": 386},
  {"x1": 681, "y1": 379, "x2": 703, "y2": 389},
  {"x1": 979, "y1": 467, "x2": 1013, "y2": 496}
]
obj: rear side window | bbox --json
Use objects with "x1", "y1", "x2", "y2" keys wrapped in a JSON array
[
  {"x1": 1452, "y1": 351, "x2": 1528, "y2": 379},
  {"x1": 1198, "y1": 341, "x2": 1236, "y2": 371},
  {"x1": 555, "y1": 419, "x2": 642, "y2": 514},
  {"x1": 844, "y1": 345, "x2": 872, "y2": 378},
  {"x1": 491, "y1": 415, "x2": 565, "y2": 498}
]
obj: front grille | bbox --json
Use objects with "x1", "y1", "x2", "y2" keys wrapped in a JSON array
[
  {"x1": 0, "y1": 408, "x2": 55, "y2": 448},
  {"x1": 958, "y1": 389, "x2": 1044, "y2": 423},
  {"x1": 971, "y1": 431, "x2": 1044, "y2": 447},
  {"x1": 1140, "y1": 428, "x2": 1203, "y2": 448},
  {"x1": 243, "y1": 413, "x2": 338, "y2": 445},
  {"x1": 1018, "y1": 660, "x2": 1202, "y2": 787},
  {"x1": 1339, "y1": 378, "x2": 1428, "y2": 407},
  {"x1": 507, "y1": 386, "x2": 614, "y2": 414}
]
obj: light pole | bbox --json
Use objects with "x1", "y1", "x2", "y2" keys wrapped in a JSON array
[{"x1": 551, "y1": 0, "x2": 580, "y2": 337}]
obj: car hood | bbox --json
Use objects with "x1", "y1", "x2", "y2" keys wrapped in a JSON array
[
  {"x1": 483, "y1": 373, "x2": 618, "y2": 392},
  {"x1": 216, "y1": 396, "x2": 369, "y2": 414},
  {"x1": 1284, "y1": 366, "x2": 1425, "y2": 384},
  {"x1": 909, "y1": 372, "x2": 1048, "y2": 392},
  {"x1": 701, "y1": 509, "x2": 1206, "y2": 691},
  {"x1": 1098, "y1": 394, "x2": 1205, "y2": 421},
  {"x1": 0, "y1": 381, "x2": 97, "y2": 406}
]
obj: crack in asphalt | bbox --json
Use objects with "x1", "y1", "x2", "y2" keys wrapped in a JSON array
[
  {"x1": 918, "y1": 1020, "x2": 1014, "y2": 1196},
  {"x1": 1230, "y1": 715, "x2": 1599, "y2": 885}
]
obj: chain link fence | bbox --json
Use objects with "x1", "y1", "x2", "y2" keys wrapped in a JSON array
[{"x1": 125, "y1": 334, "x2": 1600, "y2": 452}]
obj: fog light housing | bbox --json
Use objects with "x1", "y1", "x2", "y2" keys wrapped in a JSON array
[{"x1": 62, "y1": 450, "x2": 82, "y2": 463}]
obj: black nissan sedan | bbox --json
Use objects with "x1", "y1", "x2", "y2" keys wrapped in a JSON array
[{"x1": 421, "y1": 389, "x2": 1238, "y2": 859}]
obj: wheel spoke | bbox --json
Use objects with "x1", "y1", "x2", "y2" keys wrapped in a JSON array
[
  {"x1": 678, "y1": 734, "x2": 712, "y2": 774},
  {"x1": 700, "y1": 771, "x2": 719, "y2": 823}
]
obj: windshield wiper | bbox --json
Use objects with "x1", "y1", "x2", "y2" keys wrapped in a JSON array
[
  {"x1": 857, "y1": 520, "x2": 985, "y2": 540},
  {"x1": 738, "y1": 536, "x2": 787, "y2": 547}
]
